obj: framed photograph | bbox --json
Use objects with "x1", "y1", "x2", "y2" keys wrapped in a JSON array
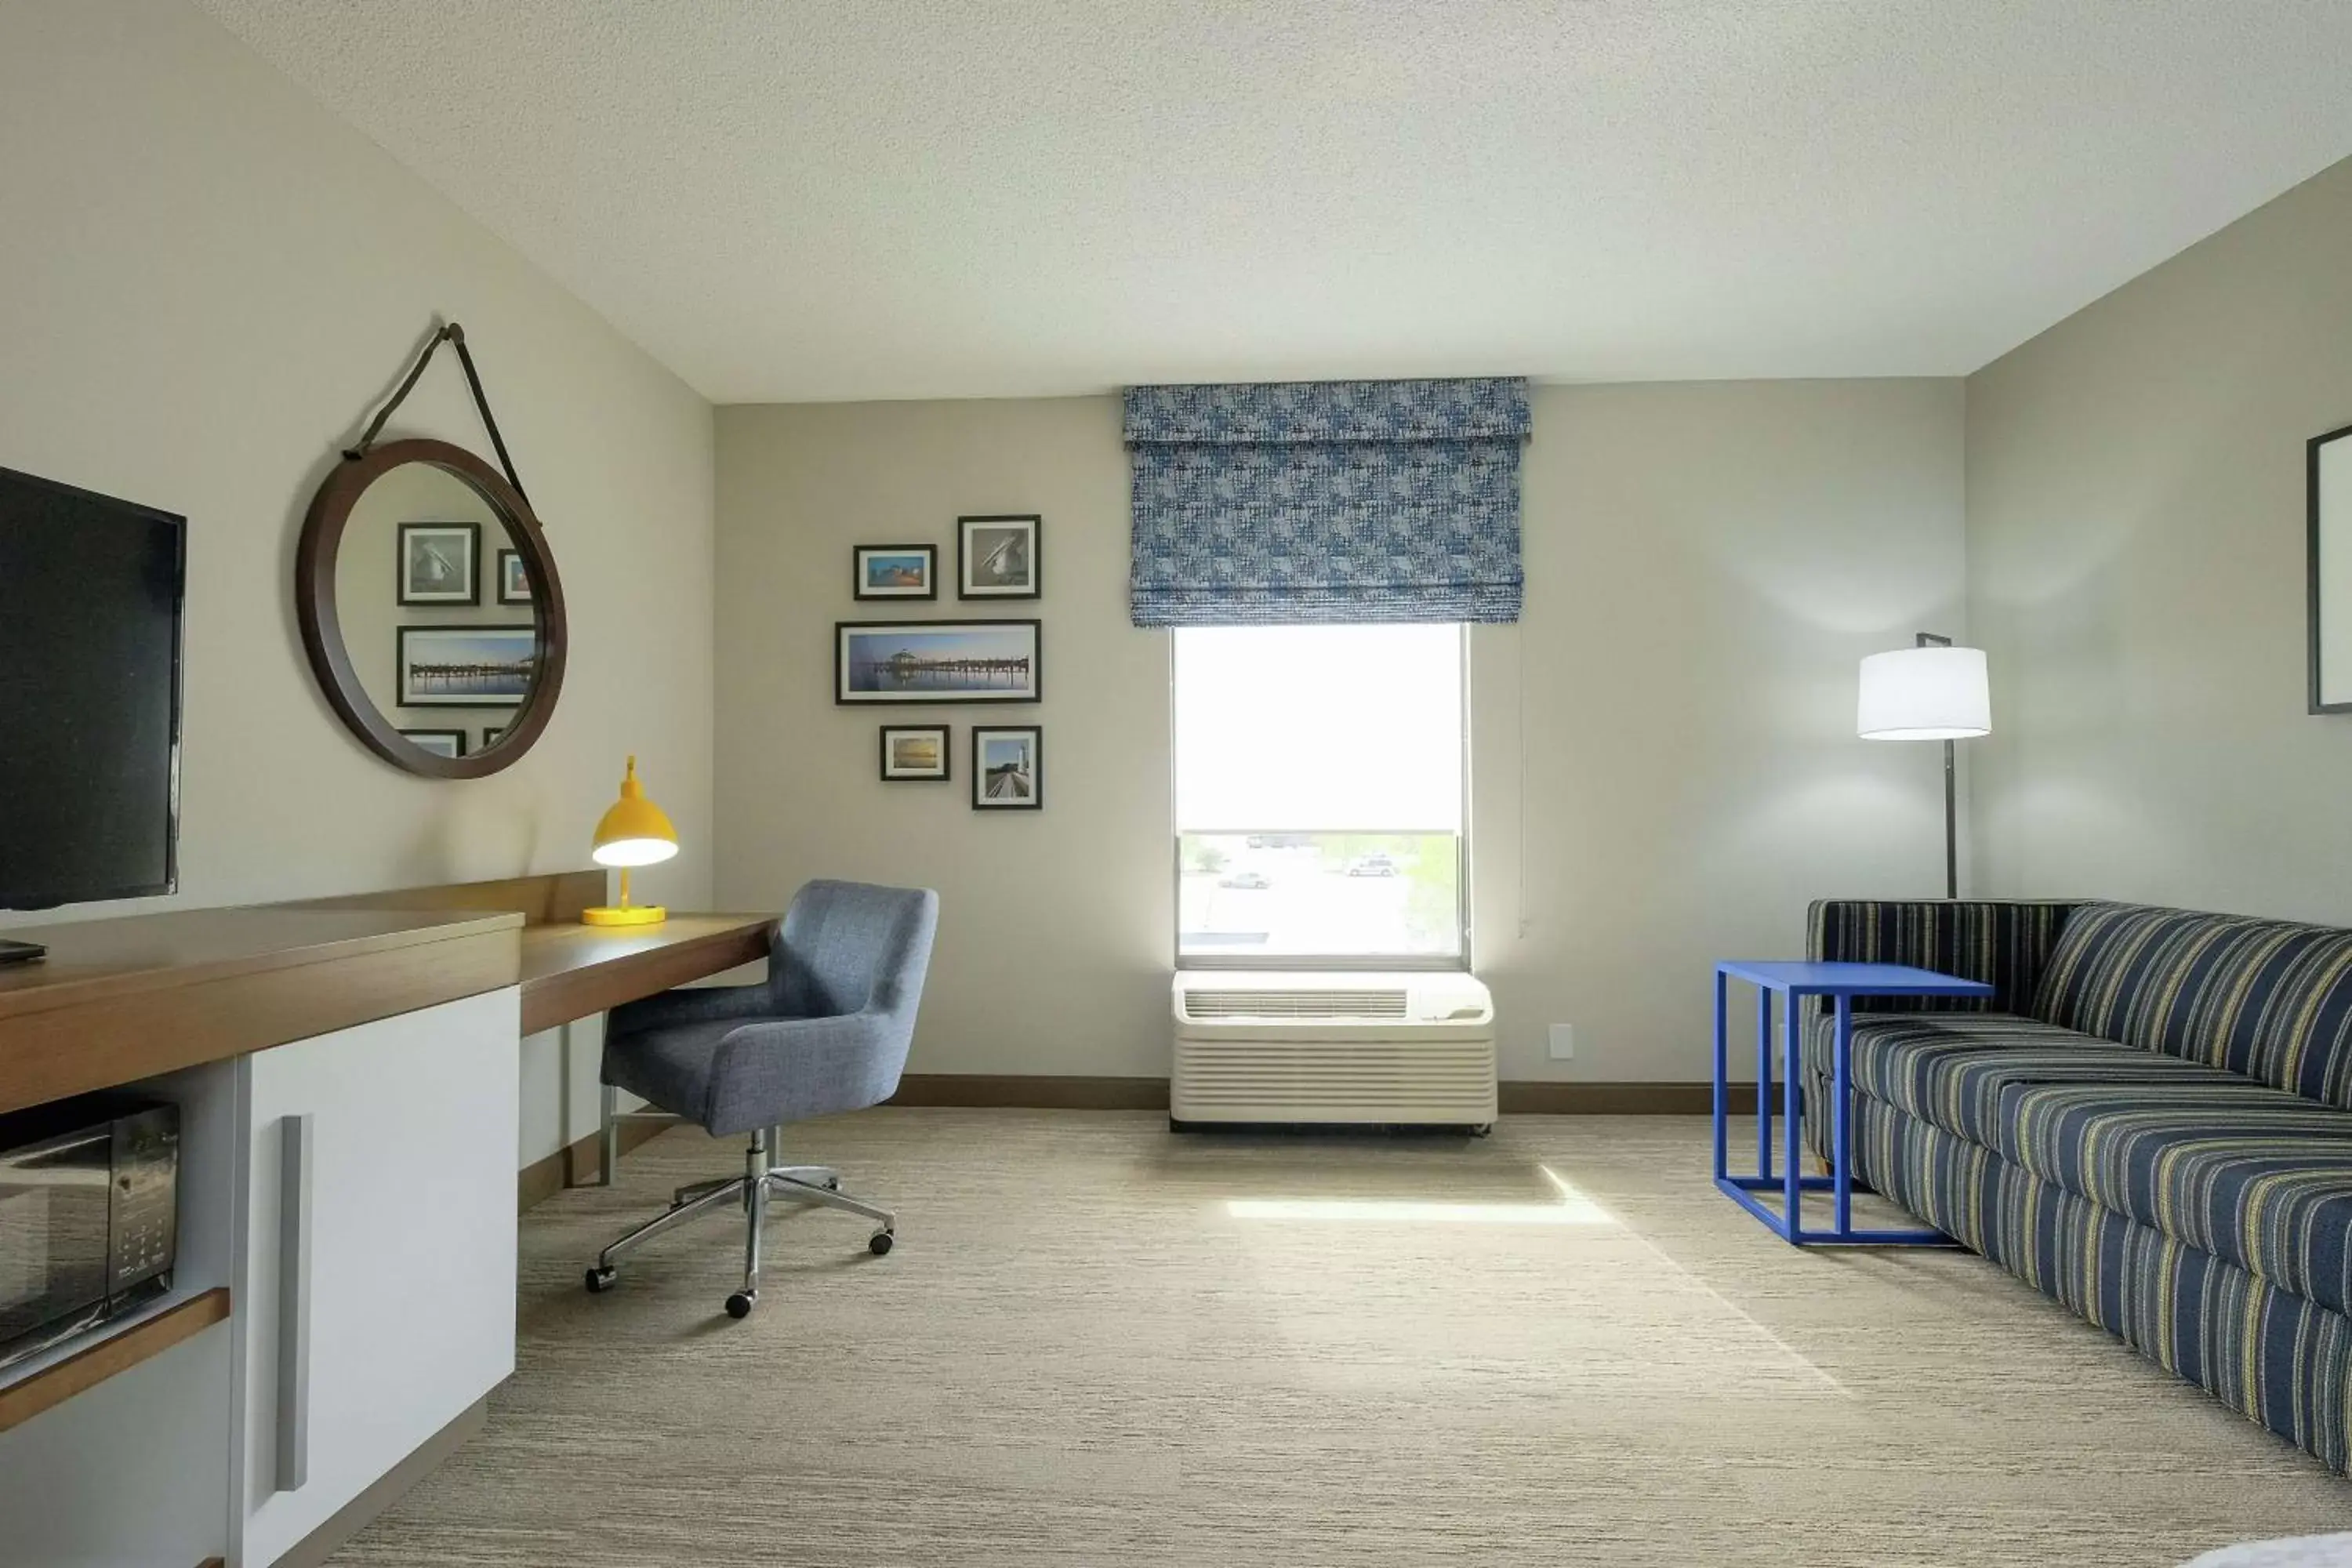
[
  {"x1": 481, "y1": 725, "x2": 505, "y2": 748},
  {"x1": 971, "y1": 725, "x2": 1042, "y2": 809},
  {"x1": 397, "y1": 624, "x2": 536, "y2": 707},
  {"x1": 878, "y1": 724, "x2": 951, "y2": 781},
  {"x1": 495, "y1": 548, "x2": 532, "y2": 606},
  {"x1": 2313, "y1": 421, "x2": 2352, "y2": 712},
  {"x1": 835, "y1": 619, "x2": 1040, "y2": 704},
  {"x1": 958, "y1": 514, "x2": 1040, "y2": 599},
  {"x1": 855, "y1": 544, "x2": 938, "y2": 601},
  {"x1": 397, "y1": 728, "x2": 466, "y2": 759},
  {"x1": 397, "y1": 521, "x2": 481, "y2": 606}
]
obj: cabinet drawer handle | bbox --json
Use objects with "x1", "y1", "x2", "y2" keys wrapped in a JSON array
[{"x1": 274, "y1": 1112, "x2": 313, "y2": 1493}]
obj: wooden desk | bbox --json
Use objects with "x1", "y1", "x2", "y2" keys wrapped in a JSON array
[
  {"x1": 0, "y1": 875, "x2": 776, "y2": 1566},
  {"x1": 0, "y1": 906, "x2": 521, "y2": 1117},
  {"x1": 517, "y1": 912, "x2": 777, "y2": 1194},
  {"x1": 519, "y1": 913, "x2": 775, "y2": 1035}
]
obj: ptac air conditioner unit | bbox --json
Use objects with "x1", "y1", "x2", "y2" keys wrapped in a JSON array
[{"x1": 1170, "y1": 971, "x2": 1497, "y2": 1131}]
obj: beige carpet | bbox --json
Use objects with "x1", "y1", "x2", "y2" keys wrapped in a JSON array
[{"x1": 330, "y1": 1111, "x2": 2347, "y2": 1567}]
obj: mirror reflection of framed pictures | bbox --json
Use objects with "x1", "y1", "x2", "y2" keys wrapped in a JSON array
[
  {"x1": 958, "y1": 514, "x2": 1040, "y2": 599},
  {"x1": 971, "y1": 725, "x2": 1042, "y2": 810},
  {"x1": 397, "y1": 521, "x2": 481, "y2": 605},
  {"x1": 481, "y1": 726, "x2": 505, "y2": 749},
  {"x1": 496, "y1": 547, "x2": 532, "y2": 606},
  {"x1": 397, "y1": 728, "x2": 466, "y2": 759},
  {"x1": 397, "y1": 624, "x2": 535, "y2": 707},
  {"x1": 878, "y1": 724, "x2": 950, "y2": 781},
  {"x1": 2312, "y1": 422, "x2": 2352, "y2": 713},
  {"x1": 855, "y1": 544, "x2": 938, "y2": 601}
]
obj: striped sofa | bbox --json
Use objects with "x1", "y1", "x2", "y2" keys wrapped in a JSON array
[{"x1": 1803, "y1": 898, "x2": 2352, "y2": 1471}]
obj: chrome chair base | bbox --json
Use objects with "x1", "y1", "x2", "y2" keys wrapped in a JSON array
[{"x1": 583, "y1": 1127, "x2": 895, "y2": 1317}]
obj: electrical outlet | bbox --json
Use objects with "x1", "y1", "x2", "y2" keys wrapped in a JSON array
[{"x1": 1547, "y1": 1023, "x2": 1576, "y2": 1062}]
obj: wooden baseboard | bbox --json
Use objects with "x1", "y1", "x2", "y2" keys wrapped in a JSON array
[
  {"x1": 891, "y1": 1073, "x2": 1172, "y2": 1109},
  {"x1": 273, "y1": 1398, "x2": 486, "y2": 1568},
  {"x1": 1501, "y1": 1081, "x2": 1754, "y2": 1115},
  {"x1": 887, "y1": 1074, "x2": 1749, "y2": 1116},
  {"x1": 516, "y1": 1116, "x2": 671, "y2": 1212}
]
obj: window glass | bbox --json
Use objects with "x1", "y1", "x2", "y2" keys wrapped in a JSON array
[{"x1": 1173, "y1": 624, "x2": 1465, "y2": 964}]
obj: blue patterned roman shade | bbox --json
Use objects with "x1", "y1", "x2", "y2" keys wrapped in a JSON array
[{"x1": 1123, "y1": 377, "x2": 1530, "y2": 626}]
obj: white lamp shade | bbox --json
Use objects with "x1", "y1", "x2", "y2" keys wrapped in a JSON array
[{"x1": 1857, "y1": 645, "x2": 1991, "y2": 740}]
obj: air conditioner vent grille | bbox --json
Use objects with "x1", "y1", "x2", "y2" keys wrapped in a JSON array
[{"x1": 1183, "y1": 989, "x2": 1410, "y2": 1021}]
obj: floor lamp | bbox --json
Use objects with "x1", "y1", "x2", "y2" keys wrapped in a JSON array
[{"x1": 1857, "y1": 633, "x2": 1991, "y2": 900}]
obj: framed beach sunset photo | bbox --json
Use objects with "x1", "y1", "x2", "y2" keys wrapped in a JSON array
[
  {"x1": 855, "y1": 543, "x2": 938, "y2": 600},
  {"x1": 835, "y1": 619, "x2": 1040, "y2": 704},
  {"x1": 879, "y1": 724, "x2": 951, "y2": 781}
]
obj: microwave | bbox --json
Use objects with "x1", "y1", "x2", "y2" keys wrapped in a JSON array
[{"x1": 0, "y1": 1095, "x2": 179, "y2": 1371}]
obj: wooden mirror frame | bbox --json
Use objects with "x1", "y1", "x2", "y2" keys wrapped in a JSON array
[{"x1": 296, "y1": 437, "x2": 568, "y2": 779}]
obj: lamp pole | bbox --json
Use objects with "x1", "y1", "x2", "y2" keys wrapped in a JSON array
[{"x1": 1915, "y1": 631, "x2": 1958, "y2": 899}]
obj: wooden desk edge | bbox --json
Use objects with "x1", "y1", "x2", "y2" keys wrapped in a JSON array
[
  {"x1": 519, "y1": 914, "x2": 776, "y2": 1035},
  {"x1": 0, "y1": 920, "x2": 522, "y2": 1116},
  {"x1": 0, "y1": 909, "x2": 524, "y2": 1024}
]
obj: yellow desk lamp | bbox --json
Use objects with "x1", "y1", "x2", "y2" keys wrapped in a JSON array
[{"x1": 584, "y1": 755, "x2": 678, "y2": 927}]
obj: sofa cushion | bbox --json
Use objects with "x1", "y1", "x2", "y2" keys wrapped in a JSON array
[
  {"x1": 2031, "y1": 902, "x2": 2352, "y2": 1109},
  {"x1": 1846, "y1": 1091, "x2": 2352, "y2": 1475},
  {"x1": 1997, "y1": 1080, "x2": 2352, "y2": 1318},
  {"x1": 1803, "y1": 1011, "x2": 2255, "y2": 1149}
]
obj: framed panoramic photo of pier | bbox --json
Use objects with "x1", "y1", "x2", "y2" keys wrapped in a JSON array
[
  {"x1": 397, "y1": 624, "x2": 538, "y2": 706},
  {"x1": 836, "y1": 619, "x2": 1040, "y2": 704}
]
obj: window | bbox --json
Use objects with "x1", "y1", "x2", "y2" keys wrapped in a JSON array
[{"x1": 1173, "y1": 623, "x2": 1465, "y2": 967}]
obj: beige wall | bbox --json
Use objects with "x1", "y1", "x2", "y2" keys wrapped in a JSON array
[
  {"x1": 716, "y1": 380, "x2": 1965, "y2": 1081},
  {"x1": 716, "y1": 397, "x2": 1171, "y2": 1076},
  {"x1": 1485, "y1": 379, "x2": 1965, "y2": 1081},
  {"x1": 1965, "y1": 157, "x2": 2352, "y2": 924},
  {"x1": 0, "y1": 0, "x2": 716, "y2": 1161}
]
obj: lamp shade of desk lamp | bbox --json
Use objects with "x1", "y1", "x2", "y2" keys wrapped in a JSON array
[
  {"x1": 1857, "y1": 636, "x2": 1990, "y2": 901},
  {"x1": 583, "y1": 755, "x2": 678, "y2": 927}
]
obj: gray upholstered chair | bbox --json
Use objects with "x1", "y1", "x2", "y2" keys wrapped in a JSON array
[{"x1": 583, "y1": 879, "x2": 938, "y2": 1318}]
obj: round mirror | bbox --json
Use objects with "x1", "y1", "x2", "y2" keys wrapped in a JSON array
[{"x1": 297, "y1": 438, "x2": 566, "y2": 778}]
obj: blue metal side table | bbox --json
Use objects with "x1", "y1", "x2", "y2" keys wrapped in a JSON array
[{"x1": 1711, "y1": 960, "x2": 1993, "y2": 1246}]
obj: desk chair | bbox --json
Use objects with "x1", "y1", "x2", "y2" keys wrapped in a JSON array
[{"x1": 583, "y1": 879, "x2": 938, "y2": 1318}]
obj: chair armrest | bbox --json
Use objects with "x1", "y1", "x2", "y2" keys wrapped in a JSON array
[
  {"x1": 609, "y1": 977, "x2": 786, "y2": 1036},
  {"x1": 1806, "y1": 898, "x2": 2081, "y2": 1014},
  {"x1": 699, "y1": 1011, "x2": 907, "y2": 1135}
]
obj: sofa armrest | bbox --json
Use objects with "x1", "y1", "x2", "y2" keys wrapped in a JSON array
[{"x1": 1806, "y1": 898, "x2": 2082, "y2": 1014}]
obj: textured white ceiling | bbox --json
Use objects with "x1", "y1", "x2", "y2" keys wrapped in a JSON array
[{"x1": 199, "y1": 1, "x2": 2352, "y2": 403}]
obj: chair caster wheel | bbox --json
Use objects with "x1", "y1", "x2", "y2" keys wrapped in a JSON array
[
  {"x1": 584, "y1": 1266, "x2": 615, "y2": 1294},
  {"x1": 869, "y1": 1229, "x2": 895, "y2": 1256},
  {"x1": 724, "y1": 1290, "x2": 756, "y2": 1319}
]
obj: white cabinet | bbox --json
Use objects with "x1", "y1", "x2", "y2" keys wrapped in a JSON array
[
  {"x1": 230, "y1": 988, "x2": 520, "y2": 1568},
  {"x1": 0, "y1": 1323, "x2": 232, "y2": 1566}
]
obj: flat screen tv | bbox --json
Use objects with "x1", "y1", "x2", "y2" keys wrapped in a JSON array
[{"x1": 0, "y1": 467, "x2": 184, "y2": 911}]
